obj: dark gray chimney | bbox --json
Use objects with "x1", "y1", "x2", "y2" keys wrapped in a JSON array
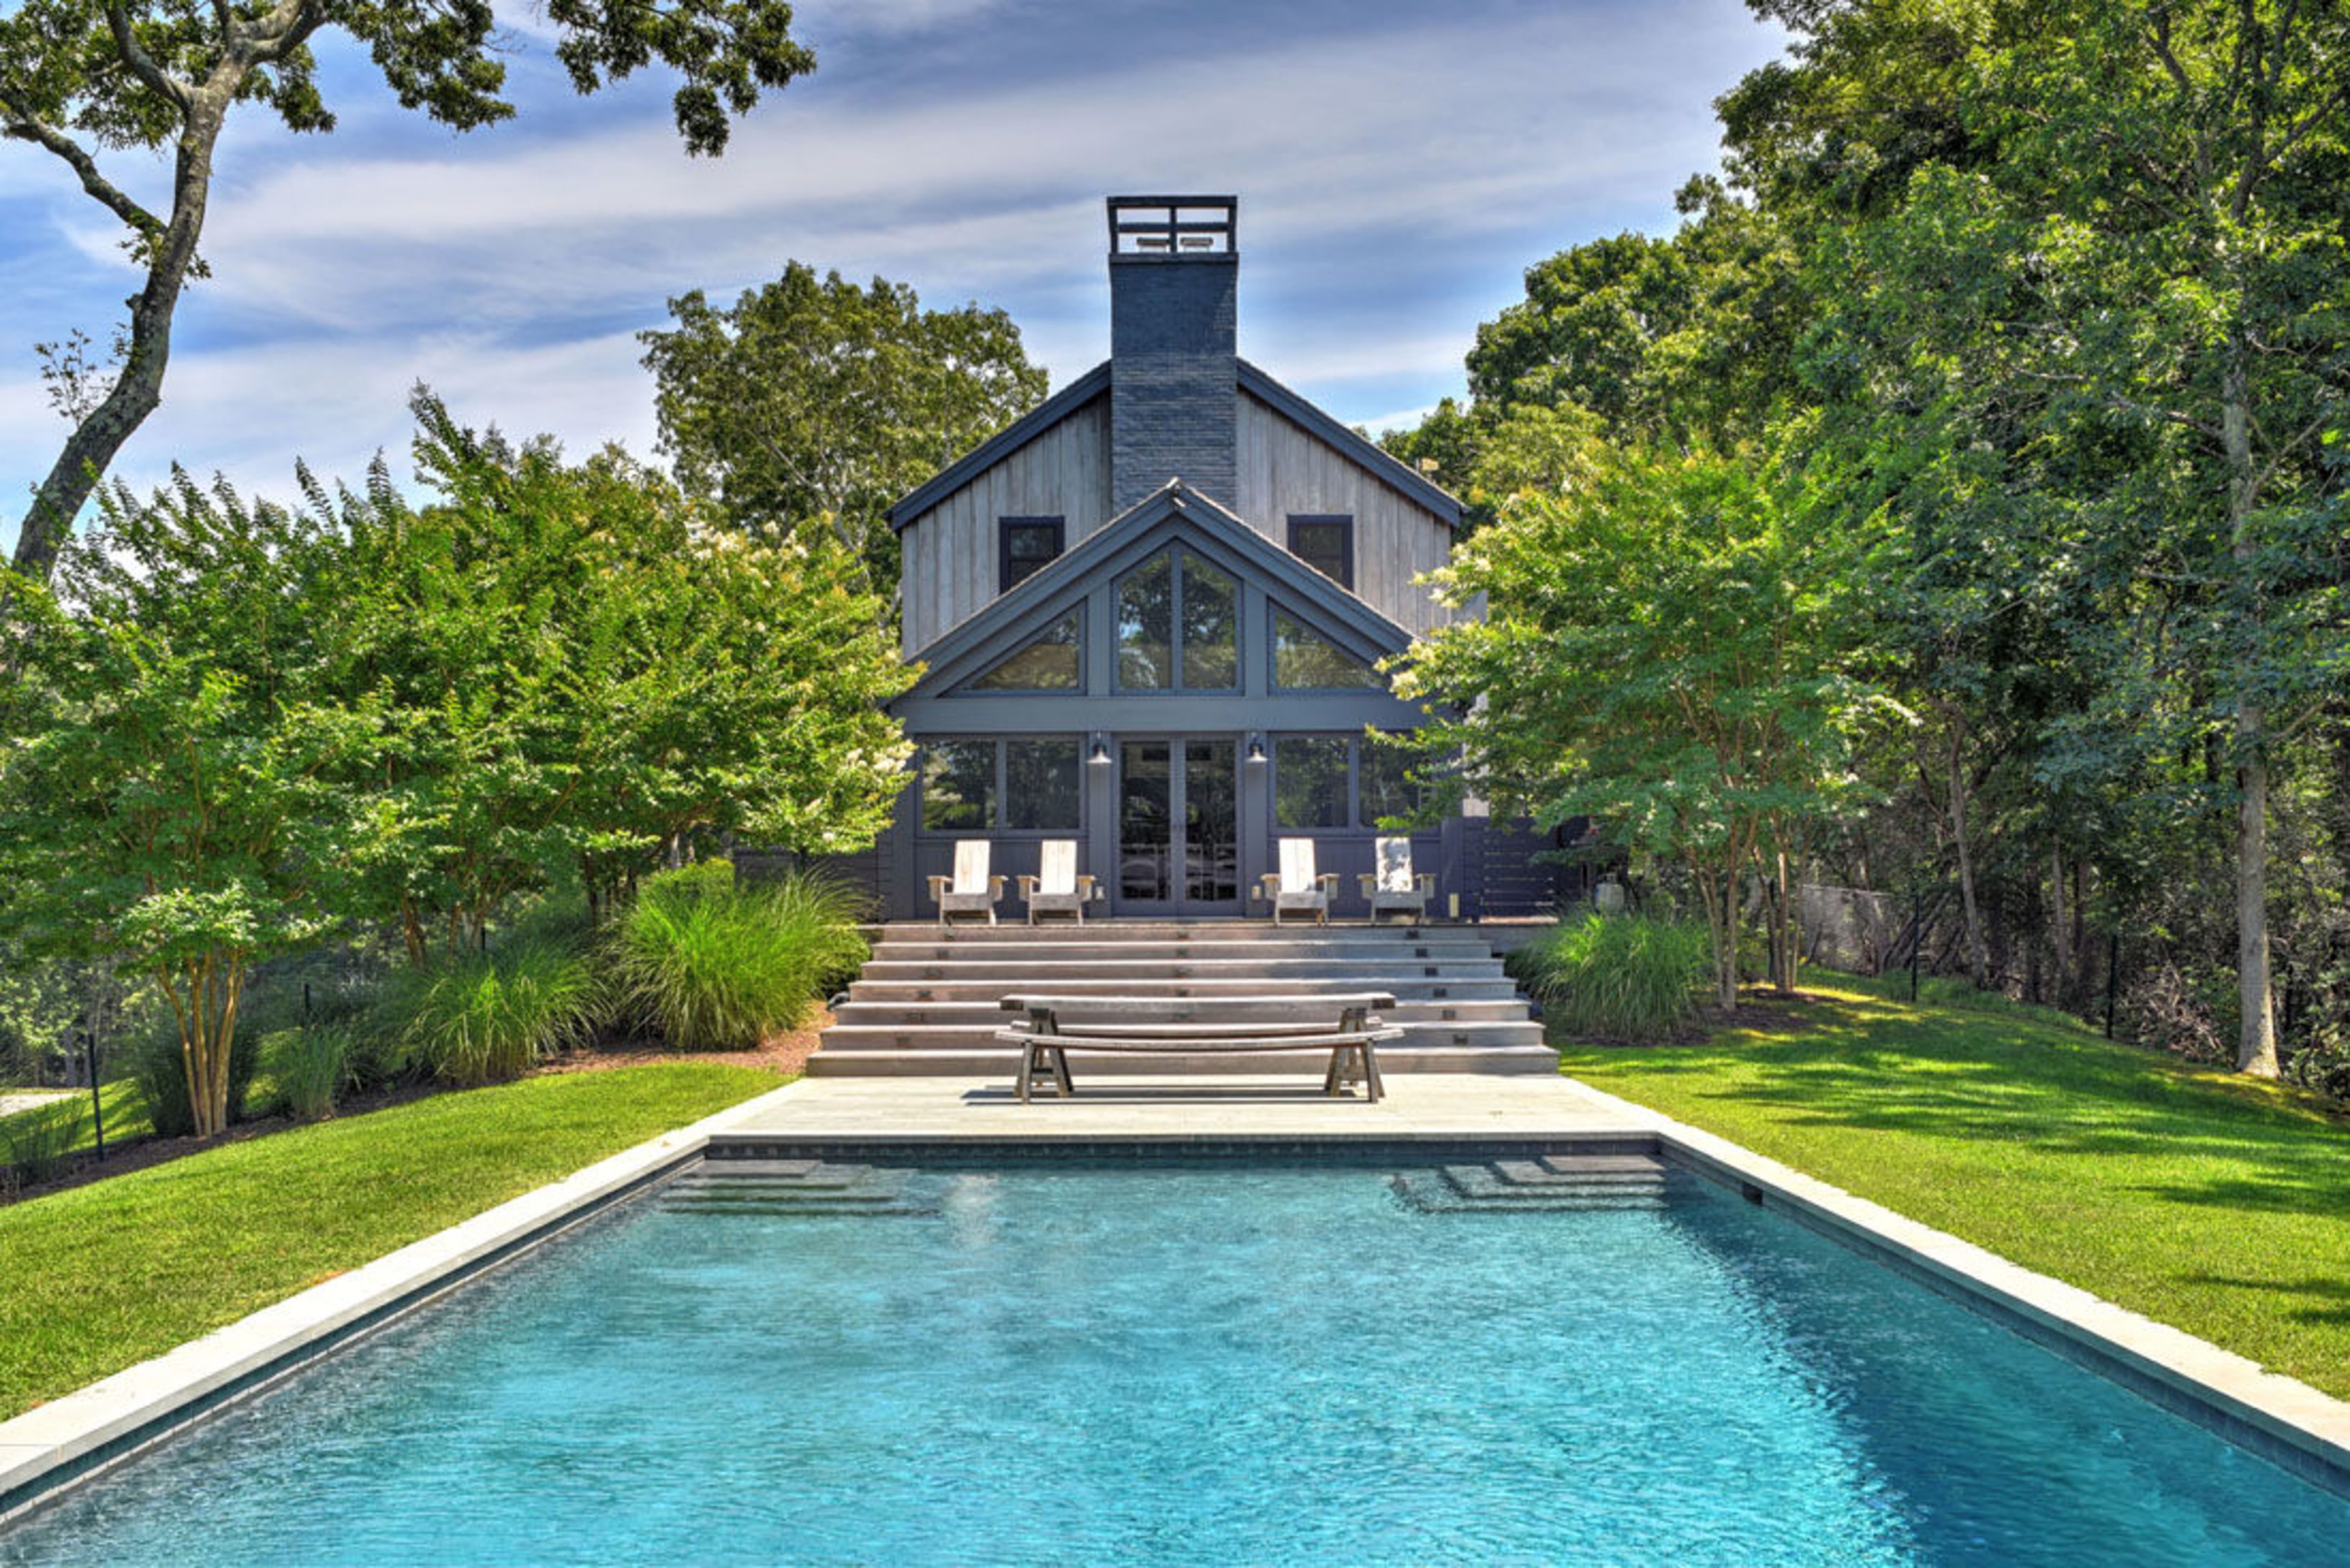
[{"x1": 1107, "y1": 195, "x2": 1237, "y2": 512}]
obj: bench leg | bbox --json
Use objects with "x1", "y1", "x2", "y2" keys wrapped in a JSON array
[
  {"x1": 1361, "y1": 1043, "x2": 1384, "y2": 1103},
  {"x1": 1324, "y1": 1048, "x2": 1345, "y2": 1097},
  {"x1": 1049, "y1": 1044, "x2": 1073, "y2": 1097},
  {"x1": 1016, "y1": 1041, "x2": 1036, "y2": 1103}
]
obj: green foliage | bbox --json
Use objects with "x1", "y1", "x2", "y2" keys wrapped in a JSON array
[
  {"x1": 1397, "y1": 437, "x2": 1897, "y2": 1006},
  {"x1": 0, "y1": 1064, "x2": 778, "y2": 1418},
  {"x1": 127, "y1": 1017, "x2": 259, "y2": 1139},
  {"x1": 0, "y1": 1097, "x2": 86, "y2": 1190},
  {"x1": 641, "y1": 262, "x2": 1049, "y2": 583},
  {"x1": 607, "y1": 863, "x2": 868, "y2": 1051},
  {"x1": 263, "y1": 1025, "x2": 355, "y2": 1122},
  {"x1": 1508, "y1": 915, "x2": 1711, "y2": 1041},
  {"x1": 381, "y1": 941, "x2": 605, "y2": 1088}
]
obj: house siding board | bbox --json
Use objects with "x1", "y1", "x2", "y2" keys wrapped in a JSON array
[
  {"x1": 1234, "y1": 390, "x2": 1455, "y2": 636},
  {"x1": 897, "y1": 394, "x2": 1113, "y2": 655}
]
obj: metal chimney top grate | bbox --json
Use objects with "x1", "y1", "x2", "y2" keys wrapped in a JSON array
[{"x1": 1108, "y1": 195, "x2": 1237, "y2": 257}]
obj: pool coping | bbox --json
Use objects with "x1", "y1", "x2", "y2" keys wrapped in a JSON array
[{"x1": 4, "y1": 1074, "x2": 2348, "y2": 1522}]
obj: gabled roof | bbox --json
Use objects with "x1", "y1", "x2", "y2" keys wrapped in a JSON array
[
  {"x1": 885, "y1": 357, "x2": 1466, "y2": 533},
  {"x1": 1236, "y1": 359, "x2": 1463, "y2": 527},
  {"x1": 887, "y1": 362, "x2": 1113, "y2": 532},
  {"x1": 896, "y1": 478, "x2": 1417, "y2": 703}
]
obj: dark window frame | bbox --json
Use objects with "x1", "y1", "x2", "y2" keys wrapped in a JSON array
[
  {"x1": 1268, "y1": 730, "x2": 1424, "y2": 834},
  {"x1": 1286, "y1": 514, "x2": 1355, "y2": 590},
  {"x1": 916, "y1": 736, "x2": 1086, "y2": 836},
  {"x1": 1269, "y1": 600, "x2": 1386, "y2": 692},
  {"x1": 1112, "y1": 546, "x2": 1241, "y2": 695},
  {"x1": 961, "y1": 607, "x2": 1085, "y2": 694},
  {"x1": 998, "y1": 516, "x2": 1066, "y2": 594}
]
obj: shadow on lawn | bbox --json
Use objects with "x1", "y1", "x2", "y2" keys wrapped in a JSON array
[
  {"x1": 1566, "y1": 992, "x2": 2350, "y2": 1211},
  {"x1": 2182, "y1": 1271, "x2": 2350, "y2": 1329}
]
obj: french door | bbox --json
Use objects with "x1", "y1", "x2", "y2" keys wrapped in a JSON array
[{"x1": 1116, "y1": 738, "x2": 1240, "y2": 914}]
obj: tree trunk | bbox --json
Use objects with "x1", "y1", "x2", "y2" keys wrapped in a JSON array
[
  {"x1": 2222, "y1": 339, "x2": 2280, "y2": 1077},
  {"x1": 12, "y1": 95, "x2": 227, "y2": 577},
  {"x1": 1695, "y1": 855, "x2": 1740, "y2": 1014},
  {"x1": 1944, "y1": 718, "x2": 1991, "y2": 986}
]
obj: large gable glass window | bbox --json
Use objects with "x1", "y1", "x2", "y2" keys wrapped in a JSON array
[
  {"x1": 1273, "y1": 608, "x2": 1383, "y2": 690},
  {"x1": 919, "y1": 738, "x2": 1081, "y2": 832},
  {"x1": 999, "y1": 517, "x2": 1064, "y2": 592},
  {"x1": 1116, "y1": 548, "x2": 1237, "y2": 692},
  {"x1": 968, "y1": 611, "x2": 1081, "y2": 692}
]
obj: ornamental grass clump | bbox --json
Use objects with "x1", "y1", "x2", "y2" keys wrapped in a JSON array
[
  {"x1": 387, "y1": 940, "x2": 604, "y2": 1087},
  {"x1": 264, "y1": 1025, "x2": 356, "y2": 1121},
  {"x1": 1510, "y1": 912, "x2": 1711, "y2": 1041},
  {"x1": 609, "y1": 863, "x2": 868, "y2": 1051}
]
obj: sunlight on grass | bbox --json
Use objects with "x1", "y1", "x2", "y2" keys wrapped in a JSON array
[{"x1": 1562, "y1": 984, "x2": 2350, "y2": 1401}]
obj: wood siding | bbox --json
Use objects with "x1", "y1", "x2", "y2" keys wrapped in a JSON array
[
  {"x1": 1233, "y1": 390, "x2": 1456, "y2": 636},
  {"x1": 897, "y1": 384, "x2": 1457, "y2": 655},
  {"x1": 899, "y1": 395, "x2": 1113, "y2": 656}
]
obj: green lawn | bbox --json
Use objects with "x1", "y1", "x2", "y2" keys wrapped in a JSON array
[
  {"x1": 0, "y1": 1080, "x2": 153, "y2": 1157},
  {"x1": 0, "y1": 1064, "x2": 779, "y2": 1418},
  {"x1": 1559, "y1": 985, "x2": 2350, "y2": 1401}
]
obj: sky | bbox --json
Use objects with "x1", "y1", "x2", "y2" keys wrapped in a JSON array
[{"x1": 0, "y1": 0, "x2": 1789, "y2": 514}]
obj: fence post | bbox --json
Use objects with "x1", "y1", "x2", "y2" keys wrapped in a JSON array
[
  {"x1": 84, "y1": 1008, "x2": 104, "y2": 1163},
  {"x1": 1910, "y1": 888, "x2": 1923, "y2": 1003}
]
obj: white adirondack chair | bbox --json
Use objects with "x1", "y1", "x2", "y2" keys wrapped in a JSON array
[
  {"x1": 1358, "y1": 836, "x2": 1436, "y2": 923},
  {"x1": 927, "y1": 839, "x2": 1006, "y2": 925},
  {"x1": 1258, "y1": 837, "x2": 1339, "y2": 925},
  {"x1": 1018, "y1": 839, "x2": 1095, "y2": 925}
]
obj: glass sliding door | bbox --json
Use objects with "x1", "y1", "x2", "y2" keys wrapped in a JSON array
[{"x1": 1116, "y1": 737, "x2": 1241, "y2": 914}]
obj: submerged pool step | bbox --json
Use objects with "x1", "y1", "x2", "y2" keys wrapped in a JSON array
[
  {"x1": 1392, "y1": 1155, "x2": 1671, "y2": 1213},
  {"x1": 656, "y1": 1162, "x2": 942, "y2": 1218}
]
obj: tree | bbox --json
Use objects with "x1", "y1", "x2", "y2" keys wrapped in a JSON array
[
  {"x1": 1396, "y1": 434, "x2": 1892, "y2": 1012},
  {"x1": 0, "y1": 479, "x2": 382, "y2": 1137},
  {"x1": 639, "y1": 262, "x2": 1048, "y2": 587},
  {"x1": 1729, "y1": 0, "x2": 2350, "y2": 1073},
  {"x1": 1, "y1": 0, "x2": 816, "y2": 579}
]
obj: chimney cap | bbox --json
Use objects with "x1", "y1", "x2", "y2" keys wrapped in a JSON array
[{"x1": 1107, "y1": 195, "x2": 1237, "y2": 258}]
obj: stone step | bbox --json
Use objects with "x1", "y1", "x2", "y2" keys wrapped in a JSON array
[
  {"x1": 802, "y1": 1044, "x2": 1562, "y2": 1077},
  {"x1": 867, "y1": 922, "x2": 1475, "y2": 943},
  {"x1": 1389, "y1": 1171, "x2": 1665, "y2": 1213},
  {"x1": 868, "y1": 937, "x2": 1500, "y2": 963},
  {"x1": 829, "y1": 998, "x2": 1535, "y2": 1028},
  {"x1": 847, "y1": 976, "x2": 1523, "y2": 1003},
  {"x1": 1441, "y1": 1163, "x2": 1665, "y2": 1202},
  {"x1": 654, "y1": 1164, "x2": 943, "y2": 1217},
  {"x1": 857, "y1": 958, "x2": 1508, "y2": 983},
  {"x1": 816, "y1": 1020, "x2": 1548, "y2": 1053}
]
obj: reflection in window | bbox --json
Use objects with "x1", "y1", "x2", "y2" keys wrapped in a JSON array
[
  {"x1": 920, "y1": 741, "x2": 995, "y2": 832},
  {"x1": 1273, "y1": 610, "x2": 1383, "y2": 690},
  {"x1": 1182, "y1": 557, "x2": 1238, "y2": 690},
  {"x1": 1274, "y1": 736, "x2": 1350, "y2": 829},
  {"x1": 1358, "y1": 738, "x2": 1421, "y2": 826},
  {"x1": 1116, "y1": 554, "x2": 1173, "y2": 690},
  {"x1": 970, "y1": 612, "x2": 1080, "y2": 691},
  {"x1": 1000, "y1": 517, "x2": 1064, "y2": 592},
  {"x1": 1005, "y1": 739, "x2": 1081, "y2": 829},
  {"x1": 1288, "y1": 516, "x2": 1353, "y2": 589}
]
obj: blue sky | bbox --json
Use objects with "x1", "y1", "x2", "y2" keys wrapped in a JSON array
[{"x1": 0, "y1": 0, "x2": 1787, "y2": 509}]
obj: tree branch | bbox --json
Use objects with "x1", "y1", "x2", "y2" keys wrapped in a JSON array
[
  {"x1": 105, "y1": 2, "x2": 195, "y2": 110},
  {"x1": 0, "y1": 99, "x2": 164, "y2": 236}
]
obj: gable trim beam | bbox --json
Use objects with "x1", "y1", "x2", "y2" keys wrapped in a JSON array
[
  {"x1": 888, "y1": 362, "x2": 1114, "y2": 532},
  {"x1": 1236, "y1": 359, "x2": 1464, "y2": 527}
]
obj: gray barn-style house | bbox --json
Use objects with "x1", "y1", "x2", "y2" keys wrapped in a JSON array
[{"x1": 862, "y1": 195, "x2": 1487, "y2": 922}]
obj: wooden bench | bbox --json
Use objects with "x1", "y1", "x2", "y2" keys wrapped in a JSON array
[{"x1": 994, "y1": 992, "x2": 1400, "y2": 1104}]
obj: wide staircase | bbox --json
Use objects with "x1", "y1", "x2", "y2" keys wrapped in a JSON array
[{"x1": 806, "y1": 920, "x2": 1557, "y2": 1077}]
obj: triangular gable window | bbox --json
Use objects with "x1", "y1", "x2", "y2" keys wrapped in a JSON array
[
  {"x1": 966, "y1": 611, "x2": 1081, "y2": 692},
  {"x1": 1273, "y1": 607, "x2": 1383, "y2": 690}
]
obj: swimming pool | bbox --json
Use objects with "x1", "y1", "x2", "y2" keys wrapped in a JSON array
[{"x1": 4, "y1": 1155, "x2": 2344, "y2": 1564}]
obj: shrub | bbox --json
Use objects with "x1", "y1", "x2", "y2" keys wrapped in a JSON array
[
  {"x1": 128, "y1": 1020, "x2": 261, "y2": 1138},
  {"x1": 264, "y1": 1025, "x2": 356, "y2": 1121},
  {"x1": 608, "y1": 863, "x2": 868, "y2": 1051},
  {"x1": 1, "y1": 1096, "x2": 87, "y2": 1190},
  {"x1": 1508, "y1": 912, "x2": 1711, "y2": 1041},
  {"x1": 383, "y1": 940, "x2": 605, "y2": 1087}
]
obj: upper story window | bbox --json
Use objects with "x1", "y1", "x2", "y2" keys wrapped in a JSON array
[
  {"x1": 999, "y1": 517, "x2": 1065, "y2": 593},
  {"x1": 1287, "y1": 515, "x2": 1354, "y2": 589},
  {"x1": 1116, "y1": 548, "x2": 1237, "y2": 692}
]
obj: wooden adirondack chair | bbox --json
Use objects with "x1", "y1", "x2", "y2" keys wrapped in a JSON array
[
  {"x1": 1018, "y1": 839, "x2": 1095, "y2": 925},
  {"x1": 1358, "y1": 836, "x2": 1436, "y2": 923},
  {"x1": 1258, "y1": 838, "x2": 1339, "y2": 925},
  {"x1": 927, "y1": 839, "x2": 1006, "y2": 925}
]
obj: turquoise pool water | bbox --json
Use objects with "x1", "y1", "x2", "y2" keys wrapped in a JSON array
[{"x1": 4, "y1": 1159, "x2": 2345, "y2": 1565}]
